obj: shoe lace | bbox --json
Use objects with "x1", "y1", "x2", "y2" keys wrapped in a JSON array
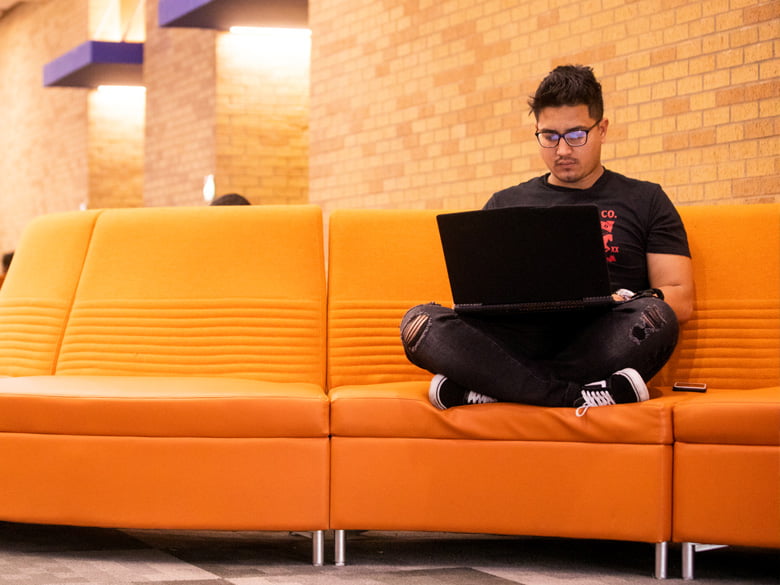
[
  {"x1": 575, "y1": 389, "x2": 616, "y2": 417},
  {"x1": 465, "y1": 391, "x2": 497, "y2": 405}
]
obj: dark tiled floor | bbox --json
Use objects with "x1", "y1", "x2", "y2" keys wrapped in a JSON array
[{"x1": 0, "y1": 522, "x2": 776, "y2": 584}]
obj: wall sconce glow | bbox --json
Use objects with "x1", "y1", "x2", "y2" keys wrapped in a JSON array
[
  {"x1": 203, "y1": 174, "x2": 216, "y2": 203},
  {"x1": 228, "y1": 27, "x2": 311, "y2": 54},
  {"x1": 96, "y1": 85, "x2": 147, "y2": 95},
  {"x1": 230, "y1": 26, "x2": 311, "y2": 37},
  {"x1": 94, "y1": 85, "x2": 146, "y2": 106}
]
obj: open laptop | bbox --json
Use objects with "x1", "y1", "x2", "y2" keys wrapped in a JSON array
[{"x1": 436, "y1": 205, "x2": 618, "y2": 315}]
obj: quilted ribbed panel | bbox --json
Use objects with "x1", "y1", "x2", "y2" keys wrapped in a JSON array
[
  {"x1": 54, "y1": 205, "x2": 326, "y2": 386},
  {"x1": 56, "y1": 298, "x2": 324, "y2": 383},
  {"x1": 328, "y1": 300, "x2": 431, "y2": 388},
  {"x1": 652, "y1": 204, "x2": 780, "y2": 391},
  {"x1": 327, "y1": 209, "x2": 453, "y2": 389},
  {"x1": 653, "y1": 299, "x2": 780, "y2": 390},
  {"x1": 0, "y1": 210, "x2": 100, "y2": 376},
  {"x1": 0, "y1": 299, "x2": 70, "y2": 376}
]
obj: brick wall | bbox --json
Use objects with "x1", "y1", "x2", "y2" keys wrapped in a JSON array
[
  {"x1": 143, "y1": 1, "x2": 217, "y2": 207},
  {"x1": 309, "y1": 0, "x2": 779, "y2": 212},
  {"x1": 0, "y1": 0, "x2": 776, "y2": 252},
  {"x1": 215, "y1": 30, "x2": 310, "y2": 205},
  {"x1": 88, "y1": 87, "x2": 145, "y2": 209},
  {"x1": 0, "y1": 0, "x2": 147, "y2": 253},
  {"x1": 0, "y1": 0, "x2": 89, "y2": 253},
  {"x1": 144, "y1": 0, "x2": 310, "y2": 207}
]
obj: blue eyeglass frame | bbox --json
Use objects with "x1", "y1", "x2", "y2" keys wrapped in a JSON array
[{"x1": 535, "y1": 119, "x2": 602, "y2": 148}]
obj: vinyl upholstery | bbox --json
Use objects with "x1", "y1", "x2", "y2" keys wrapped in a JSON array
[
  {"x1": 0, "y1": 202, "x2": 776, "y2": 566},
  {"x1": 327, "y1": 204, "x2": 780, "y2": 555},
  {"x1": 0, "y1": 205, "x2": 329, "y2": 532}
]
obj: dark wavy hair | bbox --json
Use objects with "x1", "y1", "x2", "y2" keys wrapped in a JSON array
[
  {"x1": 210, "y1": 193, "x2": 251, "y2": 206},
  {"x1": 528, "y1": 65, "x2": 604, "y2": 121}
]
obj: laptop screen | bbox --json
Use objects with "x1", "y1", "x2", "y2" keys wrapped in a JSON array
[{"x1": 436, "y1": 205, "x2": 613, "y2": 309}]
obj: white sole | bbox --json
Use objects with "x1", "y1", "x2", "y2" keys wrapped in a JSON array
[
  {"x1": 615, "y1": 368, "x2": 649, "y2": 402},
  {"x1": 428, "y1": 374, "x2": 448, "y2": 409}
]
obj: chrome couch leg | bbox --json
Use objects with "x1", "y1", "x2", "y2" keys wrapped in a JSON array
[
  {"x1": 312, "y1": 530, "x2": 324, "y2": 566},
  {"x1": 334, "y1": 529, "x2": 346, "y2": 566},
  {"x1": 682, "y1": 543, "x2": 728, "y2": 580},
  {"x1": 682, "y1": 542, "x2": 695, "y2": 580},
  {"x1": 654, "y1": 541, "x2": 669, "y2": 579}
]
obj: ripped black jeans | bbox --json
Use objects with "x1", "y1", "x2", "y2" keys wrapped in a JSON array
[{"x1": 400, "y1": 297, "x2": 679, "y2": 407}]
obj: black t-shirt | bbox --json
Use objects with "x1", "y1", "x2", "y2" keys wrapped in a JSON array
[{"x1": 484, "y1": 169, "x2": 691, "y2": 292}]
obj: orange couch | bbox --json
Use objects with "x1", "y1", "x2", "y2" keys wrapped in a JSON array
[
  {"x1": 651, "y1": 204, "x2": 780, "y2": 578},
  {"x1": 0, "y1": 206, "x2": 330, "y2": 565},
  {"x1": 326, "y1": 203, "x2": 779, "y2": 579},
  {"x1": 0, "y1": 203, "x2": 776, "y2": 578}
]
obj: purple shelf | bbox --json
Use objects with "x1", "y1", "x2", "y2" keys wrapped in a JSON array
[
  {"x1": 43, "y1": 41, "x2": 143, "y2": 88},
  {"x1": 158, "y1": 0, "x2": 307, "y2": 30}
]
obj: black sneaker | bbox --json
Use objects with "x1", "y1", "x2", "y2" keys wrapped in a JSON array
[
  {"x1": 428, "y1": 374, "x2": 498, "y2": 410},
  {"x1": 575, "y1": 368, "x2": 649, "y2": 417}
]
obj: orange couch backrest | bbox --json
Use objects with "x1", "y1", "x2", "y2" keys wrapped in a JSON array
[
  {"x1": 0, "y1": 211, "x2": 100, "y2": 376},
  {"x1": 327, "y1": 204, "x2": 780, "y2": 393},
  {"x1": 651, "y1": 203, "x2": 780, "y2": 390},
  {"x1": 0, "y1": 205, "x2": 327, "y2": 386},
  {"x1": 327, "y1": 209, "x2": 453, "y2": 389}
]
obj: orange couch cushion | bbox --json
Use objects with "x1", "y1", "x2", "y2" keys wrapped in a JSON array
[
  {"x1": 0, "y1": 376, "x2": 328, "y2": 438},
  {"x1": 673, "y1": 387, "x2": 780, "y2": 446},
  {"x1": 330, "y1": 382, "x2": 674, "y2": 444}
]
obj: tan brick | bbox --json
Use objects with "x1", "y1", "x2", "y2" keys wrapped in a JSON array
[
  {"x1": 758, "y1": 19, "x2": 779, "y2": 42},
  {"x1": 639, "y1": 135, "x2": 664, "y2": 155},
  {"x1": 690, "y1": 92, "x2": 716, "y2": 111},
  {"x1": 729, "y1": 25, "x2": 759, "y2": 49},
  {"x1": 665, "y1": 166, "x2": 691, "y2": 186},
  {"x1": 746, "y1": 156, "x2": 777, "y2": 178},
  {"x1": 651, "y1": 46, "x2": 677, "y2": 65},
  {"x1": 677, "y1": 111, "x2": 705, "y2": 132},
  {"x1": 731, "y1": 63, "x2": 760, "y2": 85},
  {"x1": 677, "y1": 74, "x2": 704, "y2": 96},
  {"x1": 760, "y1": 59, "x2": 780, "y2": 80},
  {"x1": 703, "y1": 106, "x2": 731, "y2": 127},
  {"x1": 747, "y1": 79, "x2": 780, "y2": 100},
  {"x1": 702, "y1": 31, "x2": 729, "y2": 53},
  {"x1": 688, "y1": 54, "x2": 716, "y2": 76},
  {"x1": 716, "y1": 48, "x2": 744, "y2": 68},
  {"x1": 732, "y1": 101, "x2": 761, "y2": 124},
  {"x1": 745, "y1": 40, "x2": 774, "y2": 64},
  {"x1": 705, "y1": 69, "x2": 733, "y2": 91},
  {"x1": 664, "y1": 133, "x2": 690, "y2": 151},
  {"x1": 758, "y1": 97, "x2": 780, "y2": 119},
  {"x1": 715, "y1": 9, "x2": 744, "y2": 31},
  {"x1": 733, "y1": 176, "x2": 779, "y2": 199},
  {"x1": 743, "y1": 1, "x2": 780, "y2": 25},
  {"x1": 689, "y1": 128, "x2": 718, "y2": 148},
  {"x1": 728, "y1": 140, "x2": 759, "y2": 161},
  {"x1": 676, "y1": 2, "x2": 703, "y2": 23},
  {"x1": 689, "y1": 14, "x2": 716, "y2": 36},
  {"x1": 650, "y1": 80, "x2": 678, "y2": 100},
  {"x1": 639, "y1": 100, "x2": 664, "y2": 120},
  {"x1": 675, "y1": 148, "x2": 703, "y2": 168},
  {"x1": 715, "y1": 124, "x2": 745, "y2": 144},
  {"x1": 663, "y1": 97, "x2": 691, "y2": 116}
]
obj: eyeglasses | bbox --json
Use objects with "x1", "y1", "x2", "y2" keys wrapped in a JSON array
[{"x1": 535, "y1": 120, "x2": 602, "y2": 148}]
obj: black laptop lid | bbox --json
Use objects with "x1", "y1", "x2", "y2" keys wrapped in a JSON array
[{"x1": 436, "y1": 205, "x2": 614, "y2": 313}]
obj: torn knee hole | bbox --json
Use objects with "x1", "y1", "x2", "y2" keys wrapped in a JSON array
[
  {"x1": 401, "y1": 313, "x2": 429, "y2": 348},
  {"x1": 631, "y1": 306, "x2": 667, "y2": 343}
]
